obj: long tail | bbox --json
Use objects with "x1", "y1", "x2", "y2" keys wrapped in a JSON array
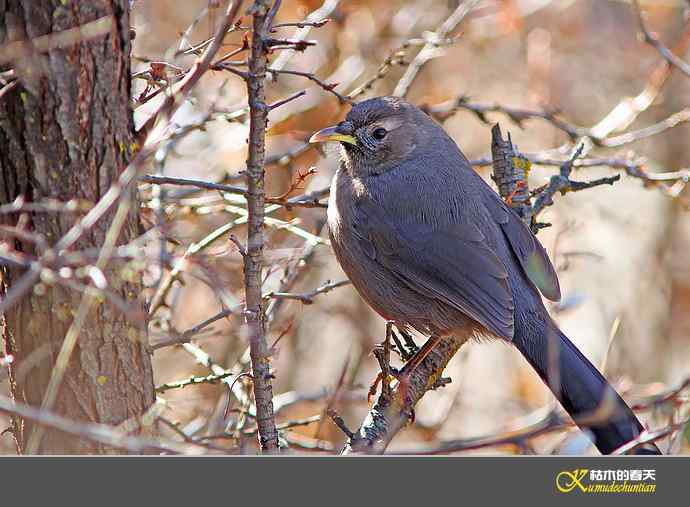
[{"x1": 514, "y1": 319, "x2": 660, "y2": 455}]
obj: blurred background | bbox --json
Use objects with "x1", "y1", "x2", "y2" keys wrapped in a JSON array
[{"x1": 2, "y1": 0, "x2": 689, "y2": 454}]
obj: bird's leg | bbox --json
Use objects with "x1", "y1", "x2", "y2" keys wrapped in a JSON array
[
  {"x1": 367, "y1": 371, "x2": 385, "y2": 403},
  {"x1": 368, "y1": 327, "x2": 444, "y2": 404},
  {"x1": 390, "y1": 327, "x2": 413, "y2": 361},
  {"x1": 368, "y1": 321, "x2": 398, "y2": 403},
  {"x1": 398, "y1": 328, "x2": 419, "y2": 356},
  {"x1": 394, "y1": 333, "x2": 444, "y2": 399}
]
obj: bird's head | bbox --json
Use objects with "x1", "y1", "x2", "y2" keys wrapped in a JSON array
[{"x1": 310, "y1": 96, "x2": 435, "y2": 177}]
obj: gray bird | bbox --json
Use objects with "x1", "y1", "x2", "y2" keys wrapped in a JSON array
[{"x1": 310, "y1": 96, "x2": 660, "y2": 455}]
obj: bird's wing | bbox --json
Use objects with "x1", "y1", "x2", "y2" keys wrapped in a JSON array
[
  {"x1": 481, "y1": 193, "x2": 561, "y2": 302},
  {"x1": 354, "y1": 199, "x2": 515, "y2": 340}
]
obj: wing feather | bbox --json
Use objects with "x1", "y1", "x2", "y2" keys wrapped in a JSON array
[{"x1": 482, "y1": 195, "x2": 561, "y2": 302}]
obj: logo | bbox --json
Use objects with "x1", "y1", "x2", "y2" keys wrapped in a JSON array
[{"x1": 556, "y1": 468, "x2": 656, "y2": 494}]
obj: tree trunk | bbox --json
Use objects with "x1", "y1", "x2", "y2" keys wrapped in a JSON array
[{"x1": 0, "y1": 0, "x2": 155, "y2": 454}]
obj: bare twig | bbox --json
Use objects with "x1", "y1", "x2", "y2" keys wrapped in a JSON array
[
  {"x1": 267, "y1": 68, "x2": 352, "y2": 104},
  {"x1": 348, "y1": 37, "x2": 459, "y2": 100},
  {"x1": 428, "y1": 97, "x2": 590, "y2": 140},
  {"x1": 370, "y1": 322, "x2": 395, "y2": 401},
  {"x1": 0, "y1": 16, "x2": 113, "y2": 64},
  {"x1": 240, "y1": 414, "x2": 321, "y2": 437},
  {"x1": 271, "y1": 19, "x2": 330, "y2": 31},
  {"x1": 264, "y1": 221, "x2": 330, "y2": 326},
  {"x1": 136, "y1": 0, "x2": 243, "y2": 143},
  {"x1": 0, "y1": 196, "x2": 92, "y2": 215},
  {"x1": 393, "y1": 0, "x2": 479, "y2": 97},
  {"x1": 156, "y1": 371, "x2": 235, "y2": 393},
  {"x1": 243, "y1": 0, "x2": 280, "y2": 453},
  {"x1": 158, "y1": 417, "x2": 197, "y2": 444},
  {"x1": 0, "y1": 80, "x2": 18, "y2": 102},
  {"x1": 0, "y1": 68, "x2": 16, "y2": 84},
  {"x1": 181, "y1": 342, "x2": 252, "y2": 410},
  {"x1": 393, "y1": 375, "x2": 690, "y2": 455},
  {"x1": 348, "y1": 46, "x2": 407, "y2": 100},
  {"x1": 140, "y1": 174, "x2": 328, "y2": 208},
  {"x1": 602, "y1": 108, "x2": 690, "y2": 147},
  {"x1": 269, "y1": 0, "x2": 341, "y2": 72},
  {"x1": 490, "y1": 125, "x2": 620, "y2": 232},
  {"x1": 327, "y1": 409, "x2": 355, "y2": 439},
  {"x1": 429, "y1": 97, "x2": 690, "y2": 148},
  {"x1": 0, "y1": 394, "x2": 200, "y2": 454},
  {"x1": 631, "y1": 377, "x2": 690, "y2": 412},
  {"x1": 491, "y1": 130, "x2": 620, "y2": 234},
  {"x1": 395, "y1": 410, "x2": 568, "y2": 455},
  {"x1": 472, "y1": 153, "x2": 688, "y2": 189},
  {"x1": 268, "y1": 89, "x2": 307, "y2": 110},
  {"x1": 530, "y1": 145, "x2": 621, "y2": 221},
  {"x1": 150, "y1": 308, "x2": 235, "y2": 350},
  {"x1": 283, "y1": 433, "x2": 335, "y2": 452},
  {"x1": 264, "y1": 279, "x2": 350, "y2": 305},
  {"x1": 613, "y1": 419, "x2": 689, "y2": 455},
  {"x1": 633, "y1": 0, "x2": 690, "y2": 79}
]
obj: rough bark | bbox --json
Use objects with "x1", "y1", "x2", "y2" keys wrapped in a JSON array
[
  {"x1": 490, "y1": 124, "x2": 533, "y2": 224},
  {"x1": 0, "y1": 0, "x2": 155, "y2": 454}
]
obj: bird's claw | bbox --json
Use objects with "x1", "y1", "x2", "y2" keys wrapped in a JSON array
[
  {"x1": 390, "y1": 328, "x2": 418, "y2": 360},
  {"x1": 367, "y1": 365, "x2": 402, "y2": 404}
]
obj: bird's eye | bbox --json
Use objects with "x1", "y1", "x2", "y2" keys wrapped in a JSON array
[{"x1": 372, "y1": 127, "x2": 387, "y2": 140}]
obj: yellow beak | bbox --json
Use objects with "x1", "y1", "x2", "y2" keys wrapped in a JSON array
[{"x1": 309, "y1": 126, "x2": 358, "y2": 146}]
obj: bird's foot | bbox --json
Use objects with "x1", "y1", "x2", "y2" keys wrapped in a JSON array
[
  {"x1": 390, "y1": 327, "x2": 419, "y2": 361},
  {"x1": 367, "y1": 364, "x2": 402, "y2": 403},
  {"x1": 399, "y1": 334, "x2": 442, "y2": 377},
  {"x1": 368, "y1": 323, "x2": 399, "y2": 403},
  {"x1": 368, "y1": 333, "x2": 444, "y2": 404},
  {"x1": 364, "y1": 366, "x2": 417, "y2": 423},
  {"x1": 392, "y1": 334, "x2": 444, "y2": 402}
]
